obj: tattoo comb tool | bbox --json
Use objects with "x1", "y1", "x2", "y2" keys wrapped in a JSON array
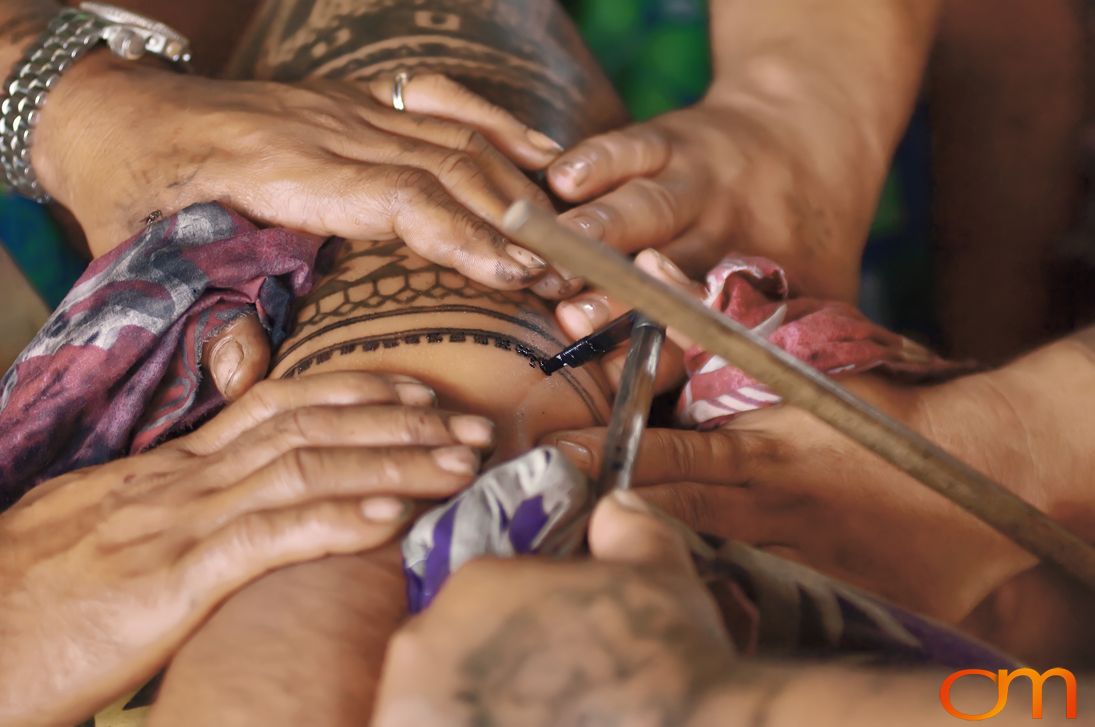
[{"x1": 537, "y1": 310, "x2": 640, "y2": 375}]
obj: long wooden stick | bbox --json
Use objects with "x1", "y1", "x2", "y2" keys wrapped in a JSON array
[{"x1": 502, "y1": 200, "x2": 1095, "y2": 590}]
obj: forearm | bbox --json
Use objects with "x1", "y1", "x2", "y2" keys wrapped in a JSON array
[
  {"x1": 151, "y1": 548, "x2": 408, "y2": 726},
  {"x1": 706, "y1": 0, "x2": 941, "y2": 291},
  {"x1": 975, "y1": 327, "x2": 1095, "y2": 520}
]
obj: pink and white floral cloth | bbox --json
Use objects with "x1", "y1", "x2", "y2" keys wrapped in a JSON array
[{"x1": 677, "y1": 256, "x2": 970, "y2": 428}]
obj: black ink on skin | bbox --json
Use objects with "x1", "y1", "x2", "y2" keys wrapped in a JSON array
[{"x1": 284, "y1": 325, "x2": 605, "y2": 424}]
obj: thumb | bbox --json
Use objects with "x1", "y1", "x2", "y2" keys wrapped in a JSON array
[
  {"x1": 589, "y1": 489, "x2": 697, "y2": 573},
  {"x1": 202, "y1": 313, "x2": 272, "y2": 402},
  {"x1": 633, "y1": 248, "x2": 707, "y2": 351}
]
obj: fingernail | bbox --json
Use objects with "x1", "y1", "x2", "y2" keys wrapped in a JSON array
[
  {"x1": 448, "y1": 415, "x2": 495, "y2": 447},
  {"x1": 527, "y1": 129, "x2": 564, "y2": 154},
  {"x1": 504, "y1": 243, "x2": 547, "y2": 271},
  {"x1": 611, "y1": 488, "x2": 652, "y2": 513},
  {"x1": 210, "y1": 339, "x2": 243, "y2": 395},
  {"x1": 361, "y1": 496, "x2": 412, "y2": 523},
  {"x1": 557, "y1": 298, "x2": 610, "y2": 338},
  {"x1": 562, "y1": 214, "x2": 604, "y2": 241},
  {"x1": 394, "y1": 382, "x2": 437, "y2": 407},
  {"x1": 556, "y1": 158, "x2": 591, "y2": 187},
  {"x1": 650, "y1": 249, "x2": 692, "y2": 286},
  {"x1": 554, "y1": 439, "x2": 593, "y2": 471},
  {"x1": 575, "y1": 297, "x2": 611, "y2": 330},
  {"x1": 433, "y1": 445, "x2": 480, "y2": 475}
]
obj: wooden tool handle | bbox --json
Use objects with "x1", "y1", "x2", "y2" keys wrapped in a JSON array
[{"x1": 503, "y1": 200, "x2": 1095, "y2": 590}]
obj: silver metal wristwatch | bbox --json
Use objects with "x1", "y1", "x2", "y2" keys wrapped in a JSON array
[{"x1": 0, "y1": 2, "x2": 192, "y2": 202}]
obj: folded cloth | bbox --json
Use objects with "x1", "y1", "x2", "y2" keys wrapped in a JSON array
[
  {"x1": 677, "y1": 256, "x2": 971, "y2": 428},
  {"x1": 0, "y1": 202, "x2": 325, "y2": 509},
  {"x1": 403, "y1": 446, "x2": 592, "y2": 612},
  {"x1": 404, "y1": 447, "x2": 1016, "y2": 670}
]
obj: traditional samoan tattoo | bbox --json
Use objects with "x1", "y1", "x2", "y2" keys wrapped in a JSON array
[
  {"x1": 276, "y1": 239, "x2": 610, "y2": 423},
  {"x1": 227, "y1": 0, "x2": 628, "y2": 145},
  {"x1": 456, "y1": 575, "x2": 737, "y2": 727},
  {"x1": 236, "y1": 0, "x2": 623, "y2": 425}
]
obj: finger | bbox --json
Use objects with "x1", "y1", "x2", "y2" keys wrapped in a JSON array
[
  {"x1": 348, "y1": 111, "x2": 554, "y2": 213},
  {"x1": 322, "y1": 121, "x2": 551, "y2": 224},
  {"x1": 379, "y1": 166, "x2": 548, "y2": 288},
  {"x1": 588, "y1": 489, "x2": 695, "y2": 573},
  {"x1": 236, "y1": 162, "x2": 548, "y2": 289},
  {"x1": 368, "y1": 73, "x2": 564, "y2": 168},
  {"x1": 548, "y1": 125, "x2": 672, "y2": 201},
  {"x1": 202, "y1": 313, "x2": 271, "y2": 402},
  {"x1": 176, "y1": 372, "x2": 437, "y2": 455},
  {"x1": 529, "y1": 270, "x2": 585, "y2": 300},
  {"x1": 633, "y1": 249, "x2": 708, "y2": 351},
  {"x1": 197, "y1": 405, "x2": 495, "y2": 486},
  {"x1": 178, "y1": 496, "x2": 415, "y2": 608},
  {"x1": 542, "y1": 426, "x2": 777, "y2": 487},
  {"x1": 554, "y1": 289, "x2": 685, "y2": 393},
  {"x1": 556, "y1": 171, "x2": 701, "y2": 255},
  {"x1": 555, "y1": 292, "x2": 631, "y2": 340},
  {"x1": 639, "y1": 482, "x2": 770, "y2": 542},
  {"x1": 191, "y1": 445, "x2": 480, "y2": 533}
]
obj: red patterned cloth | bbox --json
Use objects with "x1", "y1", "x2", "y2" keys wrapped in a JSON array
[
  {"x1": 0, "y1": 203, "x2": 327, "y2": 509},
  {"x1": 677, "y1": 256, "x2": 970, "y2": 428}
]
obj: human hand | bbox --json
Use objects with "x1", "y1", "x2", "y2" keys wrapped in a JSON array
[
  {"x1": 553, "y1": 248, "x2": 694, "y2": 390},
  {"x1": 545, "y1": 98, "x2": 874, "y2": 301},
  {"x1": 371, "y1": 490, "x2": 735, "y2": 727},
  {"x1": 33, "y1": 57, "x2": 561, "y2": 288},
  {"x1": 0, "y1": 371, "x2": 495, "y2": 727},
  {"x1": 541, "y1": 369, "x2": 1052, "y2": 626}
]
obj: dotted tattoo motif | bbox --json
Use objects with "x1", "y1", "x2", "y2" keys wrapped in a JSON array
[
  {"x1": 283, "y1": 325, "x2": 605, "y2": 424},
  {"x1": 282, "y1": 326, "x2": 539, "y2": 378}
]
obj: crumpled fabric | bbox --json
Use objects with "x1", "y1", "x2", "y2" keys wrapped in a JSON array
[
  {"x1": 404, "y1": 447, "x2": 1015, "y2": 669},
  {"x1": 0, "y1": 202, "x2": 326, "y2": 509},
  {"x1": 677, "y1": 256, "x2": 971, "y2": 428},
  {"x1": 403, "y1": 446, "x2": 591, "y2": 612}
]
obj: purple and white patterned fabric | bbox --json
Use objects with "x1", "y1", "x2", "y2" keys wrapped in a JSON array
[
  {"x1": 0, "y1": 202, "x2": 326, "y2": 509},
  {"x1": 403, "y1": 446, "x2": 591, "y2": 612}
]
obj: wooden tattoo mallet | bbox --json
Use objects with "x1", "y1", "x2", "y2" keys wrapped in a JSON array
[{"x1": 501, "y1": 200, "x2": 1095, "y2": 591}]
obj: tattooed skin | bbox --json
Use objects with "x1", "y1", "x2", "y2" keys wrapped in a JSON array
[
  {"x1": 227, "y1": 0, "x2": 627, "y2": 145},
  {"x1": 272, "y1": 238, "x2": 611, "y2": 426},
  {"x1": 248, "y1": 0, "x2": 626, "y2": 431},
  {"x1": 457, "y1": 575, "x2": 735, "y2": 726}
]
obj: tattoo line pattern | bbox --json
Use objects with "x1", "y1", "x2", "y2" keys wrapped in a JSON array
[
  {"x1": 234, "y1": 1, "x2": 624, "y2": 422},
  {"x1": 280, "y1": 325, "x2": 605, "y2": 424},
  {"x1": 228, "y1": 0, "x2": 628, "y2": 144},
  {"x1": 274, "y1": 304, "x2": 560, "y2": 364}
]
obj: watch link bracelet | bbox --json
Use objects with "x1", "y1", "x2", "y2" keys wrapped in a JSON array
[{"x1": 0, "y1": 2, "x2": 192, "y2": 202}]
